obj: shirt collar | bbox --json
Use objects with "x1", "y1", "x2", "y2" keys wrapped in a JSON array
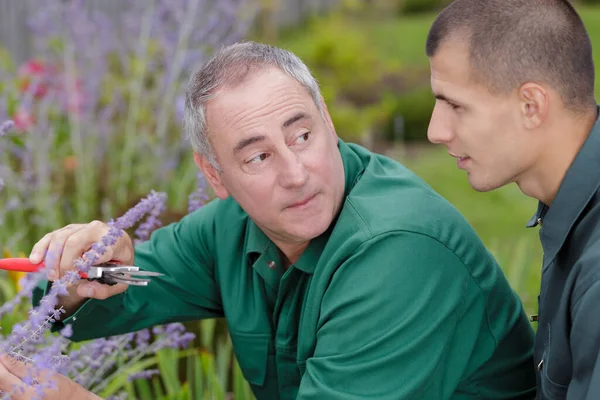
[
  {"x1": 245, "y1": 138, "x2": 366, "y2": 274},
  {"x1": 527, "y1": 106, "x2": 600, "y2": 267}
]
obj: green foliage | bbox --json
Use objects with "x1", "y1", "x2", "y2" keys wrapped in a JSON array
[
  {"x1": 93, "y1": 320, "x2": 255, "y2": 399},
  {"x1": 278, "y1": 14, "x2": 389, "y2": 142},
  {"x1": 277, "y1": 12, "x2": 430, "y2": 144},
  {"x1": 381, "y1": 87, "x2": 435, "y2": 142},
  {"x1": 275, "y1": 4, "x2": 600, "y2": 146}
]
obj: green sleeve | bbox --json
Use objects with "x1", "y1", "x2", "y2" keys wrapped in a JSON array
[
  {"x1": 32, "y1": 202, "x2": 223, "y2": 342},
  {"x1": 297, "y1": 232, "x2": 487, "y2": 399}
]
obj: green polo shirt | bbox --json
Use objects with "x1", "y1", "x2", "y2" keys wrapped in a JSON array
[{"x1": 34, "y1": 140, "x2": 535, "y2": 399}]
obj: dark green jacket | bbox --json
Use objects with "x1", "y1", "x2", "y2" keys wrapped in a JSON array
[
  {"x1": 527, "y1": 108, "x2": 600, "y2": 399},
  {"x1": 35, "y1": 140, "x2": 536, "y2": 399}
]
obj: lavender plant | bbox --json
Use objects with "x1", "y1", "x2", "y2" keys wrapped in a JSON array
[
  {"x1": 0, "y1": 191, "x2": 197, "y2": 400},
  {"x1": 0, "y1": 1, "x2": 259, "y2": 397},
  {"x1": 0, "y1": 0, "x2": 257, "y2": 254},
  {"x1": 0, "y1": 130, "x2": 249, "y2": 398}
]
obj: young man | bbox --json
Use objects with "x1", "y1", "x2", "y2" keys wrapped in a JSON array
[
  {"x1": 426, "y1": 0, "x2": 600, "y2": 398},
  {"x1": 1, "y1": 42, "x2": 535, "y2": 399}
]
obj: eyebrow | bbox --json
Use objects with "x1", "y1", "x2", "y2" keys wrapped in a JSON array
[
  {"x1": 283, "y1": 112, "x2": 310, "y2": 129},
  {"x1": 232, "y1": 112, "x2": 311, "y2": 155},
  {"x1": 233, "y1": 135, "x2": 266, "y2": 155}
]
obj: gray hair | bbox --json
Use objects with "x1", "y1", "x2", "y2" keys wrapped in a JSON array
[{"x1": 184, "y1": 41, "x2": 324, "y2": 170}]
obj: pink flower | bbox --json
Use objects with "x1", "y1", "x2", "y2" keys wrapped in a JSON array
[
  {"x1": 12, "y1": 108, "x2": 35, "y2": 131},
  {"x1": 17, "y1": 59, "x2": 54, "y2": 99},
  {"x1": 64, "y1": 78, "x2": 85, "y2": 115}
]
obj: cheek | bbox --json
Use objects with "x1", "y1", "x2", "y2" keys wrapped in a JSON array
[
  {"x1": 460, "y1": 113, "x2": 496, "y2": 143},
  {"x1": 305, "y1": 138, "x2": 338, "y2": 179},
  {"x1": 225, "y1": 171, "x2": 275, "y2": 205}
]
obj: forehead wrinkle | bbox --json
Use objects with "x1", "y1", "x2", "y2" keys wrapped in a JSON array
[{"x1": 223, "y1": 90, "x2": 309, "y2": 135}]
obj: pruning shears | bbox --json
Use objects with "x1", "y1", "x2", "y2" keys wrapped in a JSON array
[{"x1": 0, "y1": 258, "x2": 163, "y2": 286}]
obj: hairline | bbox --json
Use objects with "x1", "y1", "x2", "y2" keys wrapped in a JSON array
[
  {"x1": 188, "y1": 61, "x2": 326, "y2": 172},
  {"x1": 431, "y1": 30, "x2": 595, "y2": 115}
]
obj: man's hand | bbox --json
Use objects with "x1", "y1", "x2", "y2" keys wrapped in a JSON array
[
  {"x1": 29, "y1": 221, "x2": 134, "y2": 304},
  {"x1": 0, "y1": 355, "x2": 102, "y2": 400}
]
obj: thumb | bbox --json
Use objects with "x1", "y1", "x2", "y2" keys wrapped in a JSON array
[{"x1": 76, "y1": 281, "x2": 128, "y2": 300}]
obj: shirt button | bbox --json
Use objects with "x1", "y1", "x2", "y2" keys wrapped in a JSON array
[
  {"x1": 538, "y1": 217, "x2": 543, "y2": 226},
  {"x1": 267, "y1": 261, "x2": 276, "y2": 269}
]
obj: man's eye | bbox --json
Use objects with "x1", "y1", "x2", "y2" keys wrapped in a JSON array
[
  {"x1": 448, "y1": 102, "x2": 460, "y2": 110},
  {"x1": 295, "y1": 132, "x2": 310, "y2": 144},
  {"x1": 247, "y1": 153, "x2": 270, "y2": 164}
]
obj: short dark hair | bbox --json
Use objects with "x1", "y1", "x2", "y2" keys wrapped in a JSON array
[{"x1": 426, "y1": 0, "x2": 596, "y2": 112}]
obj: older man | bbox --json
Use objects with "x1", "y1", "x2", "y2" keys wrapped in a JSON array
[
  {"x1": 2, "y1": 42, "x2": 535, "y2": 399},
  {"x1": 426, "y1": 0, "x2": 600, "y2": 398}
]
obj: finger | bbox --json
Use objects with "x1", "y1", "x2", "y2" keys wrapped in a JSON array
[
  {"x1": 59, "y1": 221, "x2": 111, "y2": 278},
  {"x1": 29, "y1": 231, "x2": 55, "y2": 264},
  {"x1": 43, "y1": 225, "x2": 87, "y2": 279},
  {"x1": 76, "y1": 281, "x2": 128, "y2": 300},
  {"x1": 31, "y1": 224, "x2": 84, "y2": 264}
]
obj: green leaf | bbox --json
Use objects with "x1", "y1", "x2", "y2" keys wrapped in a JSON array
[
  {"x1": 96, "y1": 355, "x2": 158, "y2": 397},
  {"x1": 134, "y1": 377, "x2": 153, "y2": 399},
  {"x1": 233, "y1": 358, "x2": 254, "y2": 400},
  {"x1": 0, "y1": 45, "x2": 15, "y2": 72},
  {"x1": 152, "y1": 375, "x2": 165, "y2": 399},
  {"x1": 158, "y1": 348, "x2": 182, "y2": 395},
  {"x1": 177, "y1": 382, "x2": 191, "y2": 400},
  {"x1": 125, "y1": 379, "x2": 137, "y2": 399}
]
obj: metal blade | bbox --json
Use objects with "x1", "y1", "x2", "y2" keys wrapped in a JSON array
[
  {"x1": 121, "y1": 270, "x2": 164, "y2": 277},
  {"x1": 99, "y1": 265, "x2": 164, "y2": 277},
  {"x1": 104, "y1": 273, "x2": 150, "y2": 286}
]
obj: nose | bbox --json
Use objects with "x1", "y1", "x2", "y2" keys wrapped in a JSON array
[
  {"x1": 278, "y1": 149, "x2": 309, "y2": 189},
  {"x1": 427, "y1": 102, "x2": 454, "y2": 144}
]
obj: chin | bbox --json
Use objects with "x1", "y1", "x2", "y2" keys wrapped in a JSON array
[
  {"x1": 468, "y1": 177, "x2": 506, "y2": 192},
  {"x1": 288, "y1": 213, "x2": 332, "y2": 240}
]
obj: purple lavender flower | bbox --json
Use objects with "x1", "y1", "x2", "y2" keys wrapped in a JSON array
[
  {"x1": 188, "y1": 172, "x2": 210, "y2": 213},
  {"x1": 1, "y1": 0, "x2": 252, "y2": 394},
  {"x1": 0, "y1": 120, "x2": 14, "y2": 136},
  {"x1": 127, "y1": 368, "x2": 160, "y2": 382},
  {"x1": 174, "y1": 95, "x2": 186, "y2": 124},
  {"x1": 0, "y1": 272, "x2": 43, "y2": 320},
  {"x1": 60, "y1": 325, "x2": 73, "y2": 338},
  {"x1": 134, "y1": 191, "x2": 167, "y2": 244},
  {"x1": 2, "y1": 190, "x2": 169, "y2": 395},
  {"x1": 134, "y1": 329, "x2": 151, "y2": 352}
]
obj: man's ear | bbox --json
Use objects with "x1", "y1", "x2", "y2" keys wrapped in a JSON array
[
  {"x1": 193, "y1": 152, "x2": 229, "y2": 199},
  {"x1": 519, "y1": 82, "x2": 548, "y2": 130},
  {"x1": 319, "y1": 95, "x2": 338, "y2": 140}
]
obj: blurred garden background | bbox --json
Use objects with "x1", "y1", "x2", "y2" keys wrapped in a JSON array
[{"x1": 0, "y1": 0, "x2": 599, "y2": 398}]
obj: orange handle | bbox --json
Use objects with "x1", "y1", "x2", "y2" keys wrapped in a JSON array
[{"x1": 0, "y1": 258, "x2": 89, "y2": 279}]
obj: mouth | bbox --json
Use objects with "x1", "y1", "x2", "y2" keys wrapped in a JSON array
[
  {"x1": 449, "y1": 153, "x2": 471, "y2": 168},
  {"x1": 286, "y1": 192, "x2": 318, "y2": 209}
]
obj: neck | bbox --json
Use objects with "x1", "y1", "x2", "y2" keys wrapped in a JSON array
[{"x1": 517, "y1": 107, "x2": 597, "y2": 205}]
